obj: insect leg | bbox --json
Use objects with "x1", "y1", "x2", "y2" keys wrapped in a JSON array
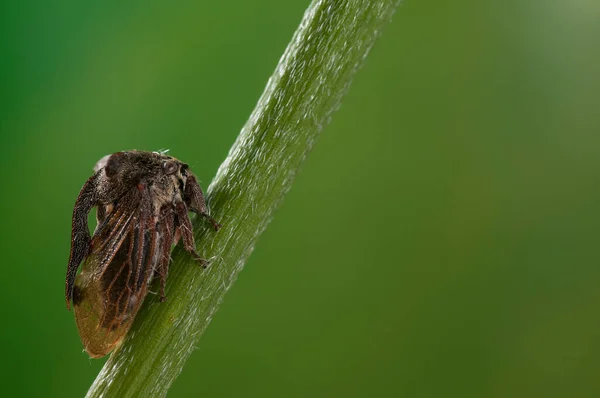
[
  {"x1": 66, "y1": 172, "x2": 101, "y2": 310},
  {"x1": 184, "y1": 174, "x2": 221, "y2": 231},
  {"x1": 175, "y1": 201, "x2": 209, "y2": 268},
  {"x1": 157, "y1": 206, "x2": 175, "y2": 302}
]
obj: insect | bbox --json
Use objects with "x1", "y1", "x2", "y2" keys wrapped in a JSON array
[{"x1": 65, "y1": 150, "x2": 220, "y2": 358}]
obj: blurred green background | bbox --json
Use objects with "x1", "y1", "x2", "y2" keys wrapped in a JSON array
[{"x1": 1, "y1": 0, "x2": 600, "y2": 397}]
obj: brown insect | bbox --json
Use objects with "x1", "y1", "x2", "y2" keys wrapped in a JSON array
[{"x1": 65, "y1": 150, "x2": 220, "y2": 358}]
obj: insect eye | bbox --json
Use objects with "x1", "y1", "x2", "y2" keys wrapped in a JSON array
[{"x1": 163, "y1": 160, "x2": 178, "y2": 175}]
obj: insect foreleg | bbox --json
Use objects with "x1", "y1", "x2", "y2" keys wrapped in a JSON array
[
  {"x1": 184, "y1": 174, "x2": 221, "y2": 231},
  {"x1": 175, "y1": 201, "x2": 209, "y2": 268}
]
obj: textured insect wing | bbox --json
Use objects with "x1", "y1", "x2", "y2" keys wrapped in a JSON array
[
  {"x1": 72, "y1": 256, "x2": 141, "y2": 358},
  {"x1": 73, "y1": 190, "x2": 160, "y2": 358}
]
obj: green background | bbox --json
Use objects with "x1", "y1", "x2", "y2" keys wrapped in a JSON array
[{"x1": 1, "y1": 0, "x2": 599, "y2": 397}]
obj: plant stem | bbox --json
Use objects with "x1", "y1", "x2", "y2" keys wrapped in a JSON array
[{"x1": 87, "y1": 0, "x2": 400, "y2": 396}]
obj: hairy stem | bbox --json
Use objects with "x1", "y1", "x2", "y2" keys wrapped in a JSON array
[{"x1": 87, "y1": 0, "x2": 400, "y2": 396}]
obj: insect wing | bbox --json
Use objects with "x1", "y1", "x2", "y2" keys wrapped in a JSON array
[{"x1": 73, "y1": 189, "x2": 160, "y2": 357}]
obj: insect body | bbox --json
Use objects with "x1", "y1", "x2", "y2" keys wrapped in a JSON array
[{"x1": 65, "y1": 150, "x2": 220, "y2": 358}]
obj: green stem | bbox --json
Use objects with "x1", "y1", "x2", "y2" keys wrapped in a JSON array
[{"x1": 87, "y1": 0, "x2": 400, "y2": 396}]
